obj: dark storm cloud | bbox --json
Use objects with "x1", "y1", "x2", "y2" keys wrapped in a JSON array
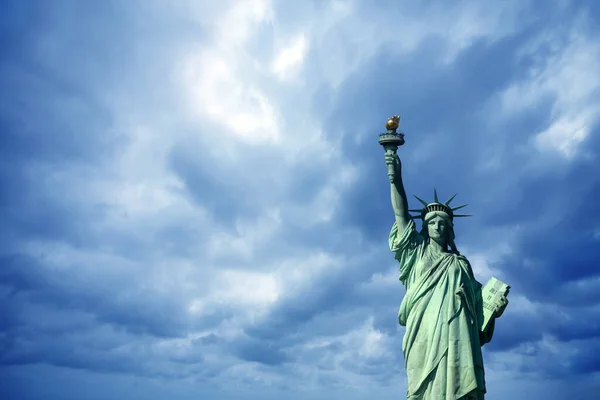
[
  {"x1": 242, "y1": 248, "x2": 394, "y2": 345},
  {"x1": 1, "y1": 0, "x2": 600, "y2": 399},
  {"x1": 319, "y1": 30, "x2": 552, "y2": 240},
  {"x1": 0, "y1": 254, "x2": 192, "y2": 338},
  {"x1": 232, "y1": 336, "x2": 294, "y2": 366},
  {"x1": 291, "y1": 1, "x2": 600, "y2": 365}
]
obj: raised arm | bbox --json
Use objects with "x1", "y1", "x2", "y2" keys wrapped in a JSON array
[{"x1": 385, "y1": 150, "x2": 410, "y2": 232}]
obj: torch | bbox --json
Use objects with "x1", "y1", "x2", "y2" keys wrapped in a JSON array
[{"x1": 378, "y1": 115, "x2": 405, "y2": 183}]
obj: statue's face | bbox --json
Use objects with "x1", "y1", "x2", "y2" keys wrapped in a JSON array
[{"x1": 427, "y1": 215, "x2": 448, "y2": 241}]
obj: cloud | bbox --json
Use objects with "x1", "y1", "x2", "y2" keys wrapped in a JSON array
[
  {"x1": 2, "y1": 0, "x2": 600, "y2": 399},
  {"x1": 272, "y1": 34, "x2": 308, "y2": 81},
  {"x1": 495, "y1": 12, "x2": 600, "y2": 159}
]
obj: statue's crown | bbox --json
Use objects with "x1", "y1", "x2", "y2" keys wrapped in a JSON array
[{"x1": 409, "y1": 190, "x2": 471, "y2": 221}]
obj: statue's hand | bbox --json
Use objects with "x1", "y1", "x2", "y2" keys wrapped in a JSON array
[
  {"x1": 495, "y1": 296, "x2": 508, "y2": 318},
  {"x1": 384, "y1": 151, "x2": 401, "y2": 183}
]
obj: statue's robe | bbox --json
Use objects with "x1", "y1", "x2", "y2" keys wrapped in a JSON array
[{"x1": 390, "y1": 220, "x2": 494, "y2": 400}]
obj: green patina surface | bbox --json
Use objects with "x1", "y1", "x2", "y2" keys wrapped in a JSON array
[{"x1": 381, "y1": 116, "x2": 508, "y2": 400}]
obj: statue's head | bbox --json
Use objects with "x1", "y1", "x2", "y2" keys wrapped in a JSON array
[
  {"x1": 410, "y1": 190, "x2": 470, "y2": 254},
  {"x1": 421, "y1": 211, "x2": 459, "y2": 253},
  {"x1": 424, "y1": 211, "x2": 452, "y2": 243}
]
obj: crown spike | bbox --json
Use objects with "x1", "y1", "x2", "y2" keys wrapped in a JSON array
[
  {"x1": 451, "y1": 204, "x2": 469, "y2": 212},
  {"x1": 445, "y1": 193, "x2": 458, "y2": 206},
  {"x1": 411, "y1": 191, "x2": 471, "y2": 221},
  {"x1": 413, "y1": 195, "x2": 429, "y2": 207}
]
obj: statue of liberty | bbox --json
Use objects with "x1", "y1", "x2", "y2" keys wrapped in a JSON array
[{"x1": 380, "y1": 116, "x2": 508, "y2": 400}]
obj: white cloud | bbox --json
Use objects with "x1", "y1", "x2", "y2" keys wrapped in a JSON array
[
  {"x1": 508, "y1": 294, "x2": 539, "y2": 315},
  {"x1": 367, "y1": 267, "x2": 399, "y2": 287},
  {"x1": 294, "y1": 316, "x2": 398, "y2": 389},
  {"x1": 179, "y1": 50, "x2": 281, "y2": 144},
  {"x1": 214, "y1": 0, "x2": 274, "y2": 47},
  {"x1": 466, "y1": 252, "x2": 502, "y2": 279},
  {"x1": 175, "y1": 0, "x2": 280, "y2": 145},
  {"x1": 10, "y1": 0, "x2": 600, "y2": 396},
  {"x1": 273, "y1": 252, "x2": 345, "y2": 295},
  {"x1": 217, "y1": 269, "x2": 280, "y2": 305},
  {"x1": 498, "y1": 16, "x2": 600, "y2": 159},
  {"x1": 47, "y1": 0, "x2": 368, "y2": 358},
  {"x1": 300, "y1": 0, "x2": 528, "y2": 88},
  {"x1": 272, "y1": 34, "x2": 308, "y2": 80},
  {"x1": 534, "y1": 113, "x2": 592, "y2": 159},
  {"x1": 206, "y1": 209, "x2": 282, "y2": 260},
  {"x1": 357, "y1": 323, "x2": 391, "y2": 359},
  {"x1": 188, "y1": 269, "x2": 280, "y2": 320}
]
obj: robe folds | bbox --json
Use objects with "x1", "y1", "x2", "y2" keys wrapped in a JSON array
[{"x1": 390, "y1": 220, "x2": 493, "y2": 400}]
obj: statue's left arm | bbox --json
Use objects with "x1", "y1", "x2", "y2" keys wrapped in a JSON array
[
  {"x1": 472, "y1": 279, "x2": 493, "y2": 346},
  {"x1": 475, "y1": 281, "x2": 508, "y2": 346},
  {"x1": 479, "y1": 319, "x2": 495, "y2": 346}
]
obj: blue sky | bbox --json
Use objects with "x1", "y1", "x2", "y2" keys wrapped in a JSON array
[{"x1": 1, "y1": 0, "x2": 600, "y2": 399}]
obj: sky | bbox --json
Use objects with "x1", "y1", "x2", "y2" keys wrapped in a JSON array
[{"x1": 1, "y1": 0, "x2": 600, "y2": 399}]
